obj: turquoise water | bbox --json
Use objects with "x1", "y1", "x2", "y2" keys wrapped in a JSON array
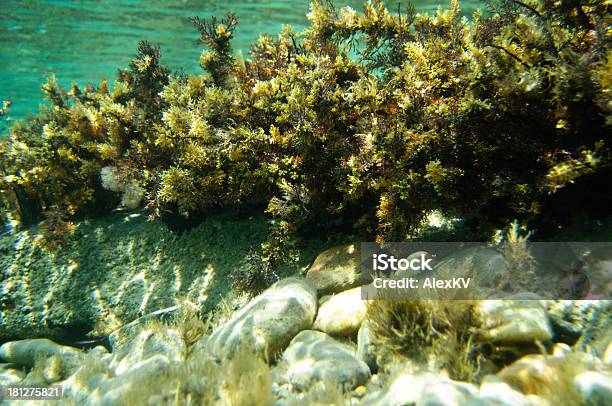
[{"x1": 0, "y1": 0, "x2": 483, "y2": 122}]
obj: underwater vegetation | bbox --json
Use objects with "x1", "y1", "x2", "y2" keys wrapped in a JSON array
[
  {"x1": 0, "y1": 0, "x2": 610, "y2": 284},
  {"x1": 366, "y1": 299, "x2": 486, "y2": 382}
]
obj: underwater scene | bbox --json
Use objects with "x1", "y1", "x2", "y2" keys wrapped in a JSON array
[{"x1": 0, "y1": 0, "x2": 610, "y2": 405}]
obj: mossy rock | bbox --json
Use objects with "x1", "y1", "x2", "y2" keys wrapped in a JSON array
[
  {"x1": 306, "y1": 244, "x2": 372, "y2": 295},
  {"x1": 0, "y1": 211, "x2": 269, "y2": 343}
]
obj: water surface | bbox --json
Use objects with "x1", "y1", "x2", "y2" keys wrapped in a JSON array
[{"x1": 0, "y1": 0, "x2": 483, "y2": 122}]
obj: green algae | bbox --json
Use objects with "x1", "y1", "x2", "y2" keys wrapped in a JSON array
[{"x1": 0, "y1": 0, "x2": 610, "y2": 294}]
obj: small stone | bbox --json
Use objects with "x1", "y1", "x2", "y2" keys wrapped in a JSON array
[
  {"x1": 382, "y1": 372, "x2": 430, "y2": 405},
  {"x1": 547, "y1": 300, "x2": 611, "y2": 348},
  {"x1": 0, "y1": 363, "x2": 25, "y2": 385},
  {"x1": 110, "y1": 327, "x2": 184, "y2": 375},
  {"x1": 552, "y1": 342, "x2": 572, "y2": 357},
  {"x1": 477, "y1": 375, "x2": 534, "y2": 406},
  {"x1": 353, "y1": 385, "x2": 367, "y2": 398},
  {"x1": 361, "y1": 372, "x2": 476, "y2": 406},
  {"x1": 604, "y1": 341, "x2": 612, "y2": 367},
  {"x1": 476, "y1": 300, "x2": 552, "y2": 344},
  {"x1": 577, "y1": 247, "x2": 612, "y2": 298},
  {"x1": 574, "y1": 371, "x2": 612, "y2": 406},
  {"x1": 370, "y1": 373, "x2": 381, "y2": 386},
  {"x1": 313, "y1": 287, "x2": 367, "y2": 336},
  {"x1": 283, "y1": 330, "x2": 370, "y2": 391},
  {"x1": 0, "y1": 338, "x2": 82, "y2": 368},
  {"x1": 433, "y1": 246, "x2": 506, "y2": 289},
  {"x1": 61, "y1": 361, "x2": 110, "y2": 405},
  {"x1": 417, "y1": 378, "x2": 477, "y2": 406},
  {"x1": 498, "y1": 351, "x2": 600, "y2": 397},
  {"x1": 357, "y1": 320, "x2": 377, "y2": 372},
  {"x1": 89, "y1": 345, "x2": 110, "y2": 357},
  {"x1": 99, "y1": 354, "x2": 171, "y2": 406}
]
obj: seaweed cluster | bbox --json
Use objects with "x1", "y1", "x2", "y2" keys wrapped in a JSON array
[
  {"x1": 366, "y1": 300, "x2": 487, "y2": 382},
  {"x1": 0, "y1": 1, "x2": 610, "y2": 260}
]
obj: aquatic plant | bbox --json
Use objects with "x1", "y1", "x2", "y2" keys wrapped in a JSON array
[
  {"x1": 232, "y1": 249, "x2": 280, "y2": 296},
  {"x1": 283, "y1": 381, "x2": 351, "y2": 405},
  {"x1": 0, "y1": 99, "x2": 10, "y2": 127},
  {"x1": 0, "y1": 42, "x2": 170, "y2": 245},
  {"x1": 191, "y1": 12, "x2": 239, "y2": 86},
  {"x1": 494, "y1": 221, "x2": 538, "y2": 290},
  {"x1": 0, "y1": 1, "x2": 609, "y2": 274},
  {"x1": 115, "y1": 326, "x2": 274, "y2": 405},
  {"x1": 366, "y1": 299, "x2": 488, "y2": 382},
  {"x1": 498, "y1": 351, "x2": 592, "y2": 406}
]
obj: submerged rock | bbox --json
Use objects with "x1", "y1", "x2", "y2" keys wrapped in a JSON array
[
  {"x1": 604, "y1": 341, "x2": 612, "y2": 367},
  {"x1": 578, "y1": 245, "x2": 612, "y2": 299},
  {"x1": 0, "y1": 363, "x2": 25, "y2": 385},
  {"x1": 107, "y1": 306, "x2": 179, "y2": 351},
  {"x1": 417, "y1": 378, "x2": 477, "y2": 406},
  {"x1": 0, "y1": 339, "x2": 87, "y2": 385},
  {"x1": 282, "y1": 330, "x2": 370, "y2": 391},
  {"x1": 475, "y1": 376, "x2": 540, "y2": 406},
  {"x1": 357, "y1": 320, "x2": 377, "y2": 372},
  {"x1": 205, "y1": 277, "x2": 317, "y2": 360},
  {"x1": 547, "y1": 300, "x2": 611, "y2": 349},
  {"x1": 313, "y1": 286, "x2": 367, "y2": 336},
  {"x1": 0, "y1": 338, "x2": 82, "y2": 368},
  {"x1": 98, "y1": 354, "x2": 171, "y2": 406},
  {"x1": 434, "y1": 246, "x2": 506, "y2": 290},
  {"x1": 574, "y1": 371, "x2": 612, "y2": 406},
  {"x1": 0, "y1": 211, "x2": 271, "y2": 343},
  {"x1": 109, "y1": 326, "x2": 184, "y2": 375},
  {"x1": 497, "y1": 350, "x2": 603, "y2": 404},
  {"x1": 306, "y1": 244, "x2": 371, "y2": 295},
  {"x1": 59, "y1": 353, "x2": 114, "y2": 404},
  {"x1": 476, "y1": 300, "x2": 552, "y2": 344},
  {"x1": 360, "y1": 372, "x2": 477, "y2": 406},
  {"x1": 359, "y1": 372, "x2": 431, "y2": 406}
]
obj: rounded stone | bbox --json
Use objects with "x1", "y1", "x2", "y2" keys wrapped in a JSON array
[
  {"x1": 313, "y1": 286, "x2": 367, "y2": 336},
  {"x1": 283, "y1": 330, "x2": 370, "y2": 391},
  {"x1": 206, "y1": 277, "x2": 318, "y2": 360}
]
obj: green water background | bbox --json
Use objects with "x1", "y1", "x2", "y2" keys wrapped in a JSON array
[{"x1": 0, "y1": 0, "x2": 483, "y2": 122}]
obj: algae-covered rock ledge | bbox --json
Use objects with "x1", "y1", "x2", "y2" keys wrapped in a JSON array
[{"x1": 0, "y1": 210, "x2": 326, "y2": 344}]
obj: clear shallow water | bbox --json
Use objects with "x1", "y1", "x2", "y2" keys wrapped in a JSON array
[{"x1": 0, "y1": 0, "x2": 483, "y2": 122}]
